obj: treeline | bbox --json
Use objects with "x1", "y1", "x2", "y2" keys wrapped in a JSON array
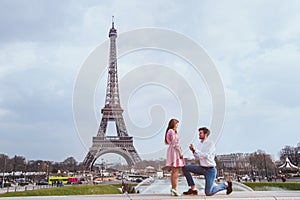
[
  {"x1": 0, "y1": 143, "x2": 299, "y2": 173},
  {"x1": 0, "y1": 155, "x2": 81, "y2": 174}
]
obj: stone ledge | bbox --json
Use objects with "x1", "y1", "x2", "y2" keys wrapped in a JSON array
[{"x1": 1, "y1": 191, "x2": 300, "y2": 200}]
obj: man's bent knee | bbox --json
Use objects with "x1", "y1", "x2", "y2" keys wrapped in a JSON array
[
  {"x1": 182, "y1": 165, "x2": 188, "y2": 173},
  {"x1": 205, "y1": 189, "x2": 214, "y2": 196}
]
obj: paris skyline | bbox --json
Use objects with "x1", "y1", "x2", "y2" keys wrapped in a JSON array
[{"x1": 0, "y1": 0, "x2": 299, "y2": 162}]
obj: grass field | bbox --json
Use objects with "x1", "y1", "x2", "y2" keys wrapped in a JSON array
[
  {"x1": 0, "y1": 184, "x2": 121, "y2": 198},
  {"x1": 243, "y1": 182, "x2": 300, "y2": 191}
]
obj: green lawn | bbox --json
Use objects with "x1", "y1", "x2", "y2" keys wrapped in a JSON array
[
  {"x1": 243, "y1": 182, "x2": 300, "y2": 191},
  {"x1": 0, "y1": 184, "x2": 121, "y2": 198},
  {"x1": 2, "y1": 182, "x2": 299, "y2": 197}
]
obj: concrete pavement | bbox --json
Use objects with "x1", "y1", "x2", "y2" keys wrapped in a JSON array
[{"x1": 0, "y1": 191, "x2": 300, "y2": 200}]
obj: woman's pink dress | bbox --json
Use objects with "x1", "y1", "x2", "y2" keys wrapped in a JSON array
[{"x1": 165, "y1": 129, "x2": 185, "y2": 167}]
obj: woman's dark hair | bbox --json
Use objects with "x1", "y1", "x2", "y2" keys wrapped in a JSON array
[{"x1": 165, "y1": 118, "x2": 179, "y2": 144}]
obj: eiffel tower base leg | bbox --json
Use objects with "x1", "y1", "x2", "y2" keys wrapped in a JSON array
[{"x1": 83, "y1": 137, "x2": 141, "y2": 170}]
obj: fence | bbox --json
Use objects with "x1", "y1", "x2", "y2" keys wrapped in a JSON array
[{"x1": 0, "y1": 184, "x2": 54, "y2": 194}]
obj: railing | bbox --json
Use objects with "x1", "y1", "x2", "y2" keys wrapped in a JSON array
[
  {"x1": 93, "y1": 136, "x2": 133, "y2": 141},
  {"x1": 0, "y1": 184, "x2": 55, "y2": 194}
]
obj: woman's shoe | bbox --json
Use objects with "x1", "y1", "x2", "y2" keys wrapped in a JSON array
[{"x1": 170, "y1": 188, "x2": 181, "y2": 196}]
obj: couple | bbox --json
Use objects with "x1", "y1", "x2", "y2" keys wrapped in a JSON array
[{"x1": 165, "y1": 118, "x2": 232, "y2": 196}]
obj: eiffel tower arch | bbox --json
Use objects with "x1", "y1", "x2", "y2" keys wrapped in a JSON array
[{"x1": 83, "y1": 18, "x2": 141, "y2": 170}]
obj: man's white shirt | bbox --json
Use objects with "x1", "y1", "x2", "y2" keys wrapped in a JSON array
[{"x1": 193, "y1": 139, "x2": 216, "y2": 167}]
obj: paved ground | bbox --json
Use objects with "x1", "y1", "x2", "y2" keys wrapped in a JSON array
[{"x1": 0, "y1": 191, "x2": 300, "y2": 200}]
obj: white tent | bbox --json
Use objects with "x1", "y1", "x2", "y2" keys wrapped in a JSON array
[
  {"x1": 278, "y1": 157, "x2": 299, "y2": 169},
  {"x1": 145, "y1": 166, "x2": 155, "y2": 170}
]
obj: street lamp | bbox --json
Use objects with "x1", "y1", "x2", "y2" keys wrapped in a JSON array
[
  {"x1": 37, "y1": 162, "x2": 40, "y2": 183},
  {"x1": 46, "y1": 163, "x2": 49, "y2": 182},
  {"x1": 1, "y1": 155, "x2": 7, "y2": 188},
  {"x1": 101, "y1": 158, "x2": 104, "y2": 182},
  {"x1": 263, "y1": 154, "x2": 268, "y2": 179},
  {"x1": 24, "y1": 160, "x2": 28, "y2": 183}
]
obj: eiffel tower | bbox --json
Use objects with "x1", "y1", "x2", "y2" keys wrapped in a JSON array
[{"x1": 83, "y1": 18, "x2": 141, "y2": 170}]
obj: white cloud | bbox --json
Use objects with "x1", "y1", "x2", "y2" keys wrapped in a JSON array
[
  {"x1": 240, "y1": 43, "x2": 300, "y2": 107},
  {"x1": 0, "y1": 42, "x2": 38, "y2": 77},
  {"x1": 0, "y1": 108, "x2": 13, "y2": 119}
]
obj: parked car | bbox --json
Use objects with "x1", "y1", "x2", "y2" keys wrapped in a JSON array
[{"x1": 37, "y1": 181, "x2": 49, "y2": 185}]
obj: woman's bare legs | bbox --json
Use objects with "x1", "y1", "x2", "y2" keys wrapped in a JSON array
[{"x1": 171, "y1": 167, "x2": 179, "y2": 190}]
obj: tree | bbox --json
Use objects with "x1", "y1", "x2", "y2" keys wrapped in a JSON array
[
  {"x1": 62, "y1": 157, "x2": 78, "y2": 172},
  {"x1": 280, "y1": 145, "x2": 299, "y2": 166},
  {"x1": 249, "y1": 150, "x2": 274, "y2": 177},
  {"x1": 13, "y1": 155, "x2": 26, "y2": 171},
  {"x1": 0, "y1": 154, "x2": 9, "y2": 172}
]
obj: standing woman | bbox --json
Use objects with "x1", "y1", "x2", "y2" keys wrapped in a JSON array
[{"x1": 165, "y1": 118, "x2": 185, "y2": 196}]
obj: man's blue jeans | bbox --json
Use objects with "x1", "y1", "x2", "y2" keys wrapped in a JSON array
[{"x1": 182, "y1": 164, "x2": 226, "y2": 196}]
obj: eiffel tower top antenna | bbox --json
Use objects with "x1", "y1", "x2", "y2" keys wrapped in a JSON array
[{"x1": 105, "y1": 15, "x2": 119, "y2": 106}]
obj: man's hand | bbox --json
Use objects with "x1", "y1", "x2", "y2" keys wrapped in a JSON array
[{"x1": 189, "y1": 144, "x2": 195, "y2": 153}]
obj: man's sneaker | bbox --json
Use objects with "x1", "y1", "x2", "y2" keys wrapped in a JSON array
[
  {"x1": 183, "y1": 189, "x2": 198, "y2": 195},
  {"x1": 226, "y1": 181, "x2": 232, "y2": 195}
]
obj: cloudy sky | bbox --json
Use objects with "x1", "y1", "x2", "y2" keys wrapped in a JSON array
[{"x1": 1, "y1": 0, "x2": 300, "y2": 163}]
